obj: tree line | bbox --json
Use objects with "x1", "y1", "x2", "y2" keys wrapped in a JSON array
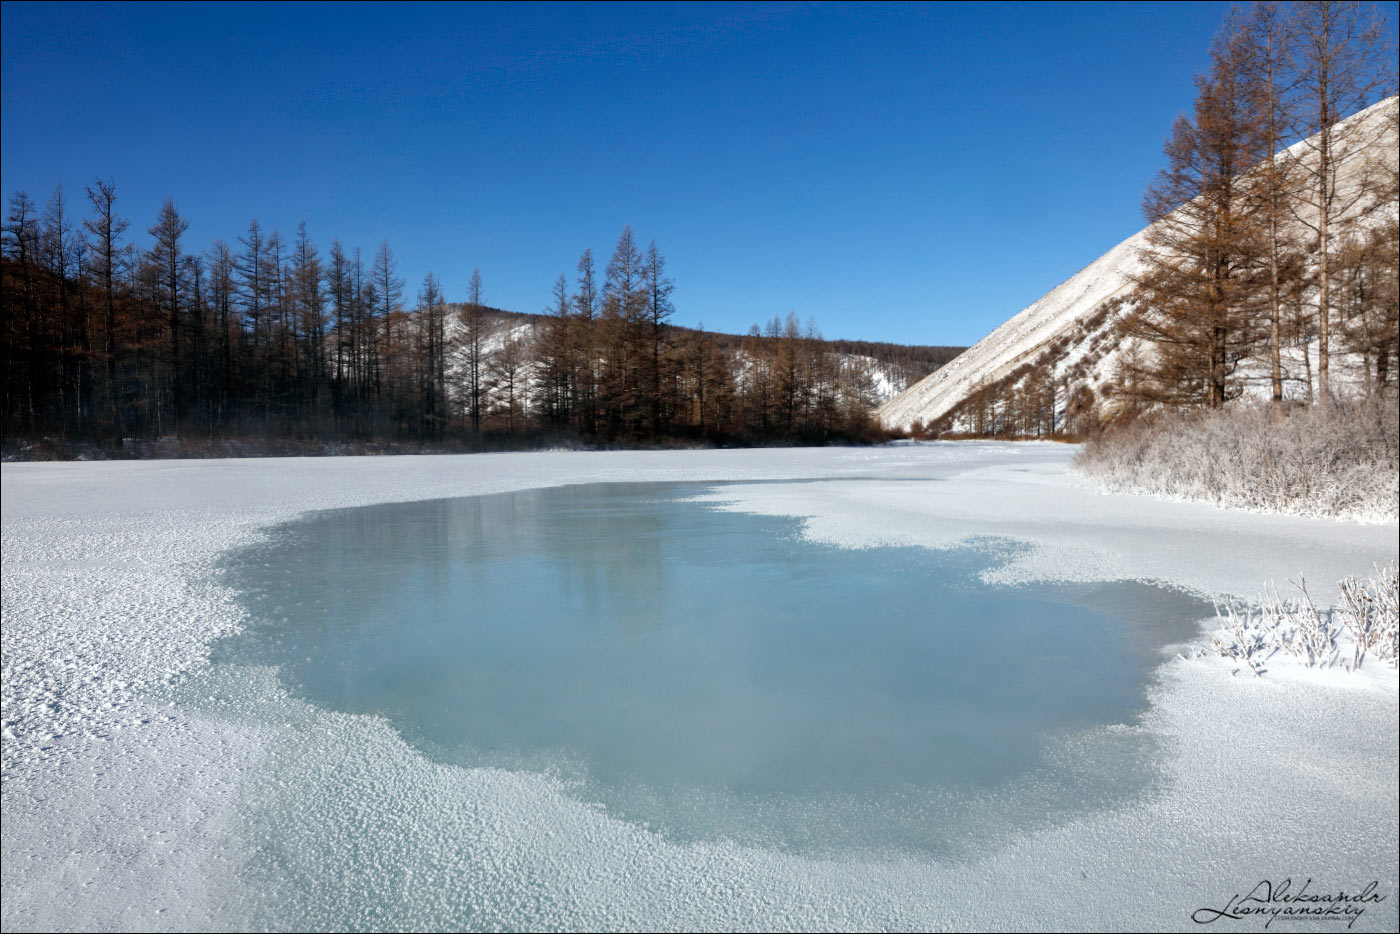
[
  {"x1": 3, "y1": 197, "x2": 925, "y2": 452},
  {"x1": 1116, "y1": 0, "x2": 1397, "y2": 411}
]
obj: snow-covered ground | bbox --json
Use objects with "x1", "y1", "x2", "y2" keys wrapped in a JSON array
[{"x1": 2, "y1": 444, "x2": 1396, "y2": 931}]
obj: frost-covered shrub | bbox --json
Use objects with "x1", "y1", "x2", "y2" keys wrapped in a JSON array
[
  {"x1": 1337, "y1": 561, "x2": 1400, "y2": 669},
  {"x1": 1205, "y1": 564, "x2": 1399, "y2": 675},
  {"x1": 1209, "y1": 600, "x2": 1280, "y2": 677},
  {"x1": 1073, "y1": 393, "x2": 1399, "y2": 522},
  {"x1": 1268, "y1": 578, "x2": 1341, "y2": 669}
]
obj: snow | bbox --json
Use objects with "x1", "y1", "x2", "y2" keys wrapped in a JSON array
[
  {"x1": 839, "y1": 353, "x2": 908, "y2": 403},
  {"x1": 444, "y1": 315, "x2": 542, "y2": 401},
  {"x1": 2, "y1": 444, "x2": 1397, "y2": 931}
]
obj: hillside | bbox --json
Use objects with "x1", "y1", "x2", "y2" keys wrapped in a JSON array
[
  {"x1": 441, "y1": 304, "x2": 964, "y2": 407},
  {"x1": 878, "y1": 95, "x2": 1399, "y2": 435}
]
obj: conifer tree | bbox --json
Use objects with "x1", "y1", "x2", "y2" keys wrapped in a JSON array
[
  {"x1": 642, "y1": 240, "x2": 675, "y2": 435},
  {"x1": 1118, "y1": 19, "x2": 1268, "y2": 408},
  {"x1": 83, "y1": 179, "x2": 129, "y2": 430},
  {"x1": 148, "y1": 198, "x2": 189, "y2": 422},
  {"x1": 416, "y1": 271, "x2": 446, "y2": 435},
  {"x1": 537, "y1": 273, "x2": 573, "y2": 428},
  {"x1": 4, "y1": 192, "x2": 41, "y2": 429},
  {"x1": 459, "y1": 265, "x2": 487, "y2": 433},
  {"x1": 1288, "y1": 0, "x2": 1391, "y2": 401},
  {"x1": 371, "y1": 239, "x2": 403, "y2": 412},
  {"x1": 601, "y1": 226, "x2": 648, "y2": 437},
  {"x1": 206, "y1": 239, "x2": 236, "y2": 421},
  {"x1": 291, "y1": 222, "x2": 326, "y2": 411},
  {"x1": 1246, "y1": 2, "x2": 1302, "y2": 402},
  {"x1": 573, "y1": 249, "x2": 599, "y2": 436}
]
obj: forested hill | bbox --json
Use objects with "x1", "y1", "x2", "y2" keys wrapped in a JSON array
[
  {"x1": 445, "y1": 302, "x2": 963, "y2": 403},
  {"x1": 0, "y1": 210, "x2": 963, "y2": 456}
]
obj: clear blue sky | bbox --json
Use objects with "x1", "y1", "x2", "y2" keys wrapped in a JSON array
[{"x1": 4, "y1": 1, "x2": 1387, "y2": 346}]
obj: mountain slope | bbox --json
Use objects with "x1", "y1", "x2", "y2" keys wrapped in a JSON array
[{"x1": 878, "y1": 95, "x2": 1399, "y2": 434}]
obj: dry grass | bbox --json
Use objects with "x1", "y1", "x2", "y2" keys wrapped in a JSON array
[{"x1": 1073, "y1": 394, "x2": 1399, "y2": 522}]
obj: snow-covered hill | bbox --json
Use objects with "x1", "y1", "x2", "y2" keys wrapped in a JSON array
[
  {"x1": 879, "y1": 96, "x2": 1399, "y2": 434},
  {"x1": 437, "y1": 314, "x2": 933, "y2": 411}
]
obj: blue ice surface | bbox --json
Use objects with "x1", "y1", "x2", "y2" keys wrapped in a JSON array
[{"x1": 216, "y1": 481, "x2": 1212, "y2": 856}]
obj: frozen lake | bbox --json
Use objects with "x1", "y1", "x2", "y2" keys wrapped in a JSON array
[
  {"x1": 3, "y1": 445, "x2": 1395, "y2": 931},
  {"x1": 216, "y1": 482, "x2": 1210, "y2": 856}
]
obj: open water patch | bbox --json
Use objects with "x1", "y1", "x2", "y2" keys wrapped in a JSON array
[{"x1": 213, "y1": 481, "x2": 1212, "y2": 857}]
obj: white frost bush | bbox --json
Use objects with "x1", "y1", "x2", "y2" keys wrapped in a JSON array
[
  {"x1": 1337, "y1": 562, "x2": 1400, "y2": 669},
  {"x1": 1206, "y1": 562, "x2": 1399, "y2": 675},
  {"x1": 1073, "y1": 394, "x2": 1399, "y2": 522}
]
